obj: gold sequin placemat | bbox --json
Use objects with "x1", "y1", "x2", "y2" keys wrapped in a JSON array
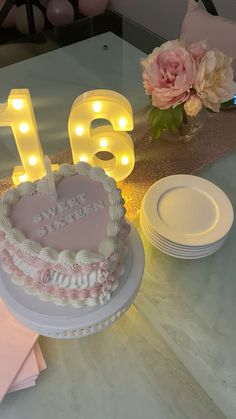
[{"x1": 1, "y1": 109, "x2": 236, "y2": 221}]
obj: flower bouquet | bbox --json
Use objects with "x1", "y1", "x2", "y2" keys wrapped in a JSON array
[{"x1": 142, "y1": 40, "x2": 236, "y2": 141}]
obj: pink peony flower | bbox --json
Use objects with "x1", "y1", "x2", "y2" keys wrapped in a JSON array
[{"x1": 142, "y1": 40, "x2": 196, "y2": 109}]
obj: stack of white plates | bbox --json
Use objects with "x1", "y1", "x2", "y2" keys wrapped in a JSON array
[{"x1": 140, "y1": 175, "x2": 234, "y2": 259}]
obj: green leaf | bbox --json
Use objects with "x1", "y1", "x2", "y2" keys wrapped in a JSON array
[
  {"x1": 148, "y1": 104, "x2": 184, "y2": 138},
  {"x1": 152, "y1": 119, "x2": 164, "y2": 138},
  {"x1": 149, "y1": 107, "x2": 160, "y2": 123},
  {"x1": 171, "y1": 105, "x2": 184, "y2": 129}
]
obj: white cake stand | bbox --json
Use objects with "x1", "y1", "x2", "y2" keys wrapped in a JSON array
[{"x1": 0, "y1": 225, "x2": 144, "y2": 339}]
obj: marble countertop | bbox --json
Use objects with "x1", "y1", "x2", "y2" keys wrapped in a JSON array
[{"x1": 0, "y1": 306, "x2": 225, "y2": 419}]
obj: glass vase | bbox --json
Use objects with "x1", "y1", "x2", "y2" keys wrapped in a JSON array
[{"x1": 159, "y1": 109, "x2": 207, "y2": 143}]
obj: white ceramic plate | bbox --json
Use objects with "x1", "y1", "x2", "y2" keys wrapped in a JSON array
[
  {"x1": 141, "y1": 204, "x2": 230, "y2": 250},
  {"x1": 143, "y1": 175, "x2": 234, "y2": 246},
  {"x1": 140, "y1": 216, "x2": 225, "y2": 258},
  {"x1": 140, "y1": 214, "x2": 225, "y2": 257},
  {"x1": 140, "y1": 208, "x2": 228, "y2": 253},
  {"x1": 141, "y1": 219, "x2": 223, "y2": 259}
]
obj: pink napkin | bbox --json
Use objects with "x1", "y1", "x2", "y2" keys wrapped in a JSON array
[
  {"x1": 8, "y1": 378, "x2": 37, "y2": 393},
  {"x1": 8, "y1": 347, "x2": 39, "y2": 390},
  {"x1": 34, "y1": 341, "x2": 47, "y2": 372},
  {"x1": 0, "y1": 299, "x2": 45, "y2": 401},
  {"x1": 8, "y1": 342, "x2": 47, "y2": 394}
]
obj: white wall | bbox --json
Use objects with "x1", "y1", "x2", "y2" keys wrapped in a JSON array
[{"x1": 110, "y1": 0, "x2": 236, "y2": 40}]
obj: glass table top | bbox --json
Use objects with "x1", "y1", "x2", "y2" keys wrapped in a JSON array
[{"x1": 0, "y1": 12, "x2": 235, "y2": 418}]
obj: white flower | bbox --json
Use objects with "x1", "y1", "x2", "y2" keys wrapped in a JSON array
[
  {"x1": 194, "y1": 50, "x2": 236, "y2": 112},
  {"x1": 184, "y1": 95, "x2": 202, "y2": 117}
]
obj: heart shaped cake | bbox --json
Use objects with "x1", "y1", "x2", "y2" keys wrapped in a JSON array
[{"x1": 0, "y1": 162, "x2": 130, "y2": 307}]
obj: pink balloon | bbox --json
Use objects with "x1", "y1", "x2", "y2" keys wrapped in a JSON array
[
  {"x1": 47, "y1": 0, "x2": 74, "y2": 27},
  {"x1": 15, "y1": 5, "x2": 45, "y2": 34},
  {"x1": 0, "y1": 0, "x2": 17, "y2": 28},
  {"x1": 79, "y1": 0, "x2": 108, "y2": 16}
]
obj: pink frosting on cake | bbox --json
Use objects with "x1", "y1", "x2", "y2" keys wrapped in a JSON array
[{"x1": 10, "y1": 174, "x2": 109, "y2": 252}]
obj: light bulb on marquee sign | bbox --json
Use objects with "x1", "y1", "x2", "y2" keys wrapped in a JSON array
[
  {"x1": 0, "y1": 89, "x2": 58, "y2": 185},
  {"x1": 68, "y1": 90, "x2": 135, "y2": 182}
]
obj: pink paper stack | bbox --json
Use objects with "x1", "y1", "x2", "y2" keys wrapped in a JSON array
[{"x1": 0, "y1": 299, "x2": 47, "y2": 402}]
